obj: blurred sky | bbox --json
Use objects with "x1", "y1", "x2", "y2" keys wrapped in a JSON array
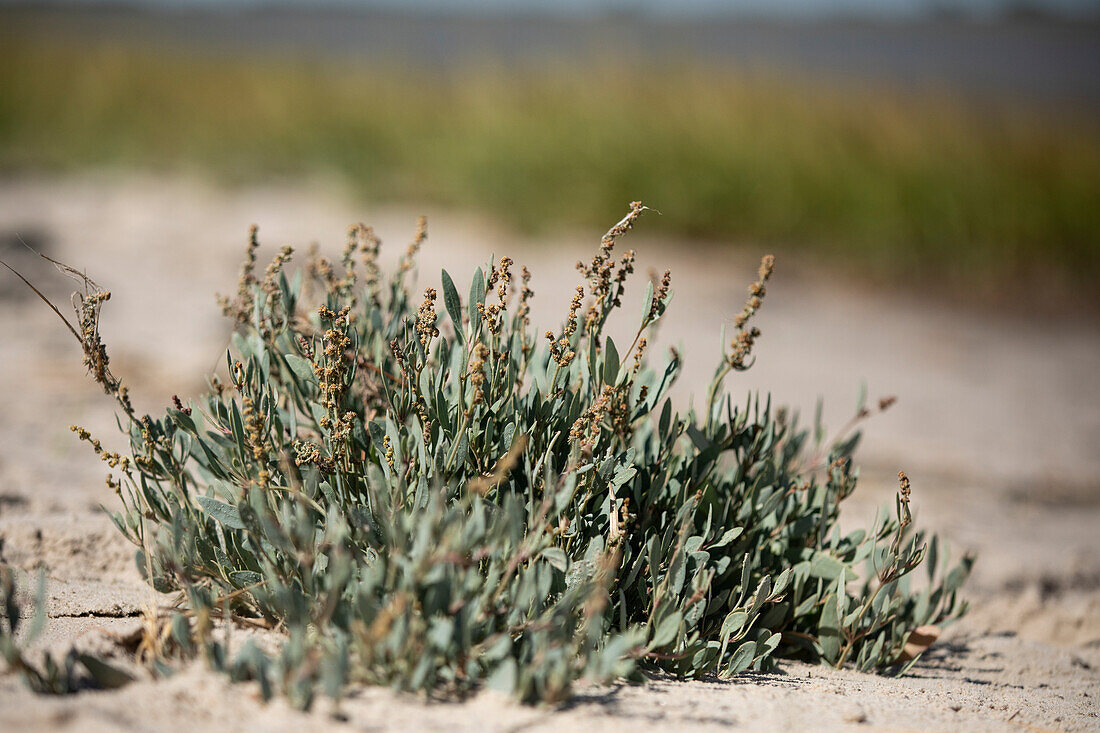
[{"x1": 6, "y1": 0, "x2": 1099, "y2": 19}]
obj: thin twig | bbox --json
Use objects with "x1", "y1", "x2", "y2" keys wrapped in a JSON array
[{"x1": 0, "y1": 258, "x2": 82, "y2": 343}]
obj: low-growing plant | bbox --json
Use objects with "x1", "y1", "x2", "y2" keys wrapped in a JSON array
[{"x1": 6, "y1": 202, "x2": 971, "y2": 707}]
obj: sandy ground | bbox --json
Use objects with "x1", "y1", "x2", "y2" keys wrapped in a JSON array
[{"x1": 0, "y1": 174, "x2": 1097, "y2": 731}]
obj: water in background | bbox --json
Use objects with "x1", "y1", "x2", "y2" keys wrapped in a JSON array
[{"x1": 4, "y1": 3, "x2": 1099, "y2": 105}]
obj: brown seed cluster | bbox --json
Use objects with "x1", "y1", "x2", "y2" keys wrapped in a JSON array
[
  {"x1": 382, "y1": 435, "x2": 396, "y2": 470},
  {"x1": 576, "y1": 201, "x2": 647, "y2": 331},
  {"x1": 310, "y1": 253, "x2": 338, "y2": 294},
  {"x1": 293, "y1": 439, "x2": 335, "y2": 474},
  {"x1": 897, "y1": 470, "x2": 912, "y2": 524},
  {"x1": 477, "y1": 300, "x2": 503, "y2": 334},
  {"x1": 728, "y1": 255, "x2": 775, "y2": 371},
  {"x1": 494, "y1": 256, "x2": 513, "y2": 303},
  {"x1": 76, "y1": 289, "x2": 116, "y2": 393},
  {"x1": 389, "y1": 338, "x2": 405, "y2": 367},
  {"x1": 351, "y1": 223, "x2": 382, "y2": 301},
  {"x1": 824, "y1": 456, "x2": 858, "y2": 502},
  {"x1": 570, "y1": 384, "x2": 628, "y2": 451},
  {"x1": 565, "y1": 287, "x2": 583, "y2": 334},
  {"x1": 648, "y1": 268, "x2": 671, "y2": 321},
  {"x1": 71, "y1": 424, "x2": 132, "y2": 474},
  {"x1": 131, "y1": 414, "x2": 159, "y2": 473},
  {"x1": 601, "y1": 201, "x2": 646, "y2": 249},
  {"x1": 473, "y1": 257, "x2": 516, "y2": 335},
  {"x1": 828, "y1": 456, "x2": 849, "y2": 483},
  {"x1": 229, "y1": 359, "x2": 274, "y2": 485},
  {"x1": 467, "y1": 341, "x2": 490, "y2": 413},
  {"x1": 611, "y1": 250, "x2": 635, "y2": 306},
  {"x1": 516, "y1": 265, "x2": 534, "y2": 327},
  {"x1": 315, "y1": 305, "x2": 353, "y2": 411},
  {"x1": 856, "y1": 394, "x2": 898, "y2": 420},
  {"x1": 297, "y1": 335, "x2": 315, "y2": 361},
  {"x1": 546, "y1": 286, "x2": 583, "y2": 368},
  {"x1": 397, "y1": 216, "x2": 427, "y2": 277},
  {"x1": 415, "y1": 287, "x2": 440, "y2": 354},
  {"x1": 632, "y1": 337, "x2": 648, "y2": 373},
  {"x1": 888, "y1": 470, "x2": 915, "y2": 561},
  {"x1": 337, "y1": 228, "x2": 360, "y2": 295},
  {"x1": 242, "y1": 393, "x2": 270, "y2": 485},
  {"x1": 320, "y1": 411, "x2": 356, "y2": 445},
  {"x1": 261, "y1": 245, "x2": 294, "y2": 298},
  {"x1": 217, "y1": 224, "x2": 260, "y2": 324}
]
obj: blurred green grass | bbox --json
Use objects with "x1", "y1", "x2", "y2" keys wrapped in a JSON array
[{"x1": 1, "y1": 38, "x2": 1098, "y2": 293}]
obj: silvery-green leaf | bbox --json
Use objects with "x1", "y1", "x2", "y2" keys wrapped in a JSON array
[
  {"x1": 230, "y1": 570, "x2": 263, "y2": 588},
  {"x1": 603, "y1": 337, "x2": 619, "y2": 385},
  {"x1": 720, "y1": 610, "x2": 749, "y2": 641},
  {"x1": 649, "y1": 610, "x2": 682, "y2": 650},
  {"x1": 725, "y1": 640, "x2": 757, "y2": 676},
  {"x1": 818, "y1": 592, "x2": 843, "y2": 662},
  {"x1": 468, "y1": 267, "x2": 485, "y2": 325},
  {"x1": 440, "y1": 268, "x2": 464, "y2": 343},
  {"x1": 78, "y1": 654, "x2": 134, "y2": 689},
  {"x1": 711, "y1": 526, "x2": 743, "y2": 549},
  {"x1": 197, "y1": 496, "x2": 246, "y2": 531},
  {"x1": 284, "y1": 353, "x2": 316, "y2": 385},
  {"x1": 487, "y1": 657, "x2": 517, "y2": 694},
  {"x1": 540, "y1": 547, "x2": 568, "y2": 572},
  {"x1": 809, "y1": 552, "x2": 856, "y2": 582}
]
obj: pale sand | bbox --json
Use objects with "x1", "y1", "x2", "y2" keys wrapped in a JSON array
[{"x1": 0, "y1": 174, "x2": 1097, "y2": 731}]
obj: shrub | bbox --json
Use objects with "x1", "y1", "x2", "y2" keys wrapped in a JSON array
[{"x1": 15, "y1": 202, "x2": 971, "y2": 707}]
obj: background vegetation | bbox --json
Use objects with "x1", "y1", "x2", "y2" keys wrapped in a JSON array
[{"x1": 2, "y1": 36, "x2": 1098, "y2": 294}]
